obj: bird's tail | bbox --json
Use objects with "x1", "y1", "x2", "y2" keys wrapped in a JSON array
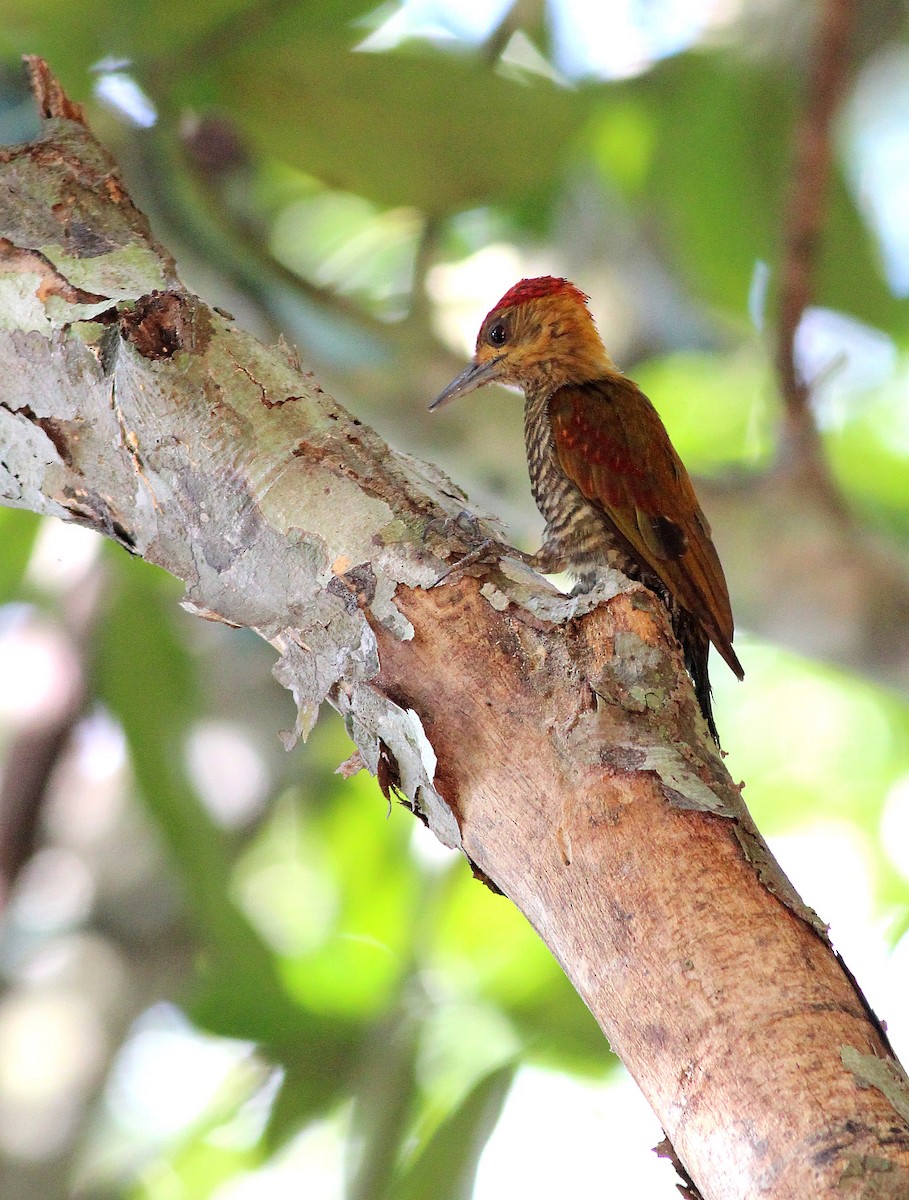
[{"x1": 676, "y1": 613, "x2": 720, "y2": 746}]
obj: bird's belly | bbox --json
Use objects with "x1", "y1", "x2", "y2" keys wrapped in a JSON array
[
  {"x1": 550, "y1": 501, "x2": 641, "y2": 578},
  {"x1": 532, "y1": 458, "x2": 642, "y2": 576}
]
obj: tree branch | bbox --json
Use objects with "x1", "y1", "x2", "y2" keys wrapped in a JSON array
[
  {"x1": 2, "y1": 59, "x2": 909, "y2": 1199},
  {"x1": 775, "y1": 0, "x2": 857, "y2": 506}
]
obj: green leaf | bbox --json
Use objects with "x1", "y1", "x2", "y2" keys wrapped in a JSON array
[
  {"x1": 0, "y1": 0, "x2": 360, "y2": 84},
  {"x1": 91, "y1": 554, "x2": 369, "y2": 1144},
  {"x1": 633, "y1": 51, "x2": 790, "y2": 314},
  {"x1": 169, "y1": 38, "x2": 593, "y2": 214},
  {"x1": 389, "y1": 1063, "x2": 516, "y2": 1200},
  {"x1": 636, "y1": 50, "x2": 907, "y2": 334},
  {"x1": 90, "y1": 552, "x2": 300, "y2": 1041},
  {"x1": 262, "y1": 1029, "x2": 361, "y2": 1148},
  {"x1": 0, "y1": 508, "x2": 39, "y2": 604}
]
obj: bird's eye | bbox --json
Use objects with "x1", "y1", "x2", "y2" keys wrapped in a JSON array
[{"x1": 487, "y1": 321, "x2": 509, "y2": 347}]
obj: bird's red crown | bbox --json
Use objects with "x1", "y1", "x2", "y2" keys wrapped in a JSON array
[{"x1": 491, "y1": 276, "x2": 590, "y2": 314}]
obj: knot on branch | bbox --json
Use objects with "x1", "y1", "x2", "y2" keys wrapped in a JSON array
[{"x1": 119, "y1": 291, "x2": 207, "y2": 360}]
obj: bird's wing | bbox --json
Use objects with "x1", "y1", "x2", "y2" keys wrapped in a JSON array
[{"x1": 550, "y1": 378, "x2": 743, "y2": 678}]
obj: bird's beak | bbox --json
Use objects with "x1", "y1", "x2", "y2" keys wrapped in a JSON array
[{"x1": 428, "y1": 355, "x2": 505, "y2": 410}]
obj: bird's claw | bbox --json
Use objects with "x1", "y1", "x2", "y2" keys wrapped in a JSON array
[
  {"x1": 431, "y1": 538, "x2": 500, "y2": 587},
  {"x1": 425, "y1": 510, "x2": 500, "y2": 586}
]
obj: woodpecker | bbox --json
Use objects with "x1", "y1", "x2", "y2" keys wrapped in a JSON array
[{"x1": 429, "y1": 275, "x2": 743, "y2": 743}]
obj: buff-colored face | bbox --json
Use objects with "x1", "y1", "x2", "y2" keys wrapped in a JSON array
[{"x1": 429, "y1": 280, "x2": 613, "y2": 410}]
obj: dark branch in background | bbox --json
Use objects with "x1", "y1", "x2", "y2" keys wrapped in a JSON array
[
  {"x1": 481, "y1": 0, "x2": 545, "y2": 65},
  {"x1": 0, "y1": 707, "x2": 82, "y2": 902},
  {"x1": 0, "y1": 561, "x2": 105, "y2": 904},
  {"x1": 405, "y1": 213, "x2": 443, "y2": 336},
  {"x1": 0, "y1": 698, "x2": 81, "y2": 901},
  {"x1": 775, "y1": 0, "x2": 857, "y2": 507}
]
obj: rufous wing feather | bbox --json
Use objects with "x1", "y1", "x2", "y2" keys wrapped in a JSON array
[{"x1": 550, "y1": 379, "x2": 744, "y2": 679}]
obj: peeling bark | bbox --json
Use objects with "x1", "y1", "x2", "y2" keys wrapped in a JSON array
[{"x1": 1, "y1": 60, "x2": 909, "y2": 1200}]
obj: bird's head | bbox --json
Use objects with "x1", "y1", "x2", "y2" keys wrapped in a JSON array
[{"x1": 430, "y1": 276, "x2": 614, "y2": 410}]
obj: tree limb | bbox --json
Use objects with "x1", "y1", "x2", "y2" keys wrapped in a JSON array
[
  {"x1": 775, "y1": 0, "x2": 857, "y2": 506},
  {"x1": 2, "y1": 59, "x2": 909, "y2": 1200}
]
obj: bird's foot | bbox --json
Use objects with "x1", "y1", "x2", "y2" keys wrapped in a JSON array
[
  {"x1": 433, "y1": 543, "x2": 566, "y2": 587},
  {"x1": 427, "y1": 511, "x2": 539, "y2": 587},
  {"x1": 425, "y1": 510, "x2": 497, "y2": 587},
  {"x1": 423, "y1": 509, "x2": 488, "y2": 549},
  {"x1": 426, "y1": 514, "x2": 567, "y2": 586},
  {"x1": 431, "y1": 538, "x2": 501, "y2": 586}
]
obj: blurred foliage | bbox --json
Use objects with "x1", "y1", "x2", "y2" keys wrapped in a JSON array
[
  {"x1": 0, "y1": 509, "x2": 39, "y2": 604},
  {"x1": 1, "y1": 1, "x2": 909, "y2": 1198}
]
